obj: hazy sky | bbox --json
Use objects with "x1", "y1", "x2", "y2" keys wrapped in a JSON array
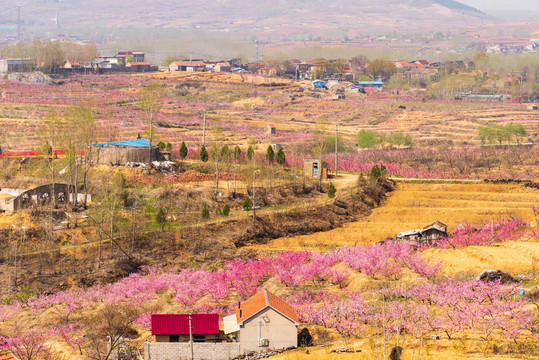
[{"x1": 458, "y1": 0, "x2": 539, "y2": 12}]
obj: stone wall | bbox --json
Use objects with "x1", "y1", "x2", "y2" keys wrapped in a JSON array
[{"x1": 144, "y1": 342, "x2": 240, "y2": 360}]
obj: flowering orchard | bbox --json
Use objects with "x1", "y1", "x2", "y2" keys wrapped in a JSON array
[{"x1": 0, "y1": 218, "x2": 537, "y2": 357}]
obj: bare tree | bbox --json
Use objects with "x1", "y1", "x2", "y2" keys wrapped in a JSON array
[
  {"x1": 313, "y1": 116, "x2": 329, "y2": 191},
  {"x1": 138, "y1": 83, "x2": 164, "y2": 168},
  {"x1": 62, "y1": 105, "x2": 96, "y2": 208},
  {"x1": 82, "y1": 304, "x2": 140, "y2": 360}
]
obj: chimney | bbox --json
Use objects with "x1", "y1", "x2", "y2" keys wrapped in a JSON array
[{"x1": 238, "y1": 301, "x2": 242, "y2": 318}]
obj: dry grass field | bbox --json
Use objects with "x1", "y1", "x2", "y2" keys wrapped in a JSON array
[
  {"x1": 258, "y1": 182, "x2": 539, "y2": 250},
  {"x1": 423, "y1": 241, "x2": 539, "y2": 277}
]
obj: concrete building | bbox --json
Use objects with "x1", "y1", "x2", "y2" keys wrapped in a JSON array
[
  {"x1": 0, "y1": 59, "x2": 34, "y2": 73},
  {"x1": 214, "y1": 62, "x2": 231, "y2": 72},
  {"x1": 0, "y1": 183, "x2": 88, "y2": 212},
  {"x1": 169, "y1": 60, "x2": 206, "y2": 72},
  {"x1": 126, "y1": 62, "x2": 152, "y2": 72},
  {"x1": 224, "y1": 288, "x2": 299, "y2": 353},
  {"x1": 90, "y1": 139, "x2": 160, "y2": 165},
  {"x1": 303, "y1": 160, "x2": 327, "y2": 180},
  {"x1": 116, "y1": 51, "x2": 145, "y2": 63},
  {"x1": 264, "y1": 124, "x2": 276, "y2": 135}
]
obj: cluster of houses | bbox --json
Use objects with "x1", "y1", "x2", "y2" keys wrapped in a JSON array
[
  {"x1": 486, "y1": 40, "x2": 538, "y2": 54},
  {"x1": 72, "y1": 51, "x2": 158, "y2": 72}
]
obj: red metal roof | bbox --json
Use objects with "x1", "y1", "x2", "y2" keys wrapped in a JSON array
[{"x1": 151, "y1": 314, "x2": 219, "y2": 335}]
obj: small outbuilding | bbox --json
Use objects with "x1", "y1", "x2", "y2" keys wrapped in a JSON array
[
  {"x1": 331, "y1": 93, "x2": 345, "y2": 100},
  {"x1": 214, "y1": 62, "x2": 231, "y2": 72},
  {"x1": 303, "y1": 160, "x2": 327, "y2": 180},
  {"x1": 0, "y1": 58, "x2": 33, "y2": 73},
  {"x1": 151, "y1": 314, "x2": 220, "y2": 343},
  {"x1": 264, "y1": 124, "x2": 276, "y2": 135},
  {"x1": 395, "y1": 220, "x2": 447, "y2": 243},
  {"x1": 169, "y1": 60, "x2": 206, "y2": 72},
  {"x1": 90, "y1": 139, "x2": 160, "y2": 165},
  {"x1": 145, "y1": 314, "x2": 239, "y2": 360}
]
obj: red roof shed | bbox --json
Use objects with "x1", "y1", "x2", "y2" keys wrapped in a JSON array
[{"x1": 151, "y1": 314, "x2": 219, "y2": 335}]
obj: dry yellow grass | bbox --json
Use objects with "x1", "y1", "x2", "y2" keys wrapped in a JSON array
[
  {"x1": 142, "y1": 71, "x2": 293, "y2": 85},
  {"x1": 258, "y1": 182, "x2": 539, "y2": 251},
  {"x1": 423, "y1": 241, "x2": 539, "y2": 276}
]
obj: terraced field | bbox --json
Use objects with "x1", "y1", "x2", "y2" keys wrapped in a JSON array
[
  {"x1": 259, "y1": 182, "x2": 539, "y2": 250},
  {"x1": 1, "y1": 73, "x2": 537, "y2": 152}
]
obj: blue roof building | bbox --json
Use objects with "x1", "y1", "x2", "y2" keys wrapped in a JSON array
[
  {"x1": 357, "y1": 81, "x2": 383, "y2": 88},
  {"x1": 92, "y1": 139, "x2": 156, "y2": 148},
  {"x1": 90, "y1": 139, "x2": 160, "y2": 165},
  {"x1": 312, "y1": 79, "x2": 327, "y2": 89}
]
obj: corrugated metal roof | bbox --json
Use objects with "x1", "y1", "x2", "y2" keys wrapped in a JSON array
[
  {"x1": 92, "y1": 139, "x2": 155, "y2": 148},
  {"x1": 151, "y1": 314, "x2": 219, "y2": 335},
  {"x1": 396, "y1": 229, "x2": 421, "y2": 238},
  {"x1": 357, "y1": 81, "x2": 384, "y2": 85}
]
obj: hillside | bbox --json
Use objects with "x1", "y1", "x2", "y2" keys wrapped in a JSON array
[{"x1": 0, "y1": 0, "x2": 486, "y2": 39}]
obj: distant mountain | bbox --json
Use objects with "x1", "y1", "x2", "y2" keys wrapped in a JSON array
[
  {"x1": 0, "y1": 0, "x2": 487, "y2": 39},
  {"x1": 432, "y1": 0, "x2": 482, "y2": 13}
]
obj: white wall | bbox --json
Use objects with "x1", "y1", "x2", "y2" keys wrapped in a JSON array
[{"x1": 239, "y1": 308, "x2": 297, "y2": 353}]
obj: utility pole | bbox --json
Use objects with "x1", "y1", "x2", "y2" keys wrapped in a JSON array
[
  {"x1": 189, "y1": 314, "x2": 194, "y2": 360},
  {"x1": 202, "y1": 110, "x2": 206, "y2": 146},
  {"x1": 17, "y1": 6, "x2": 21, "y2": 41},
  {"x1": 255, "y1": 39, "x2": 259, "y2": 63},
  {"x1": 252, "y1": 170, "x2": 256, "y2": 226},
  {"x1": 334, "y1": 124, "x2": 338, "y2": 178}
]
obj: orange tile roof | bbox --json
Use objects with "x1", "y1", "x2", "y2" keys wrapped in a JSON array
[
  {"x1": 0, "y1": 350, "x2": 19, "y2": 360},
  {"x1": 236, "y1": 288, "x2": 299, "y2": 324}
]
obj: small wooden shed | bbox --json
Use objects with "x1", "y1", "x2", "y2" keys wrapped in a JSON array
[
  {"x1": 395, "y1": 220, "x2": 447, "y2": 243},
  {"x1": 264, "y1": 125, "x2": 276, "y2": 135},
  {"x1": 303, "y1": 160, "x2": 327, "y2": 180}
]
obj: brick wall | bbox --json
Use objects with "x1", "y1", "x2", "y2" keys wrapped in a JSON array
[{"x1": 144, "y1": 342, "x2": 240, "y2": 360}]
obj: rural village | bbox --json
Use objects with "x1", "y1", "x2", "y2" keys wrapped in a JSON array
[{"x1": 0, "y1": 1, "x2": 538, "y2": 360}]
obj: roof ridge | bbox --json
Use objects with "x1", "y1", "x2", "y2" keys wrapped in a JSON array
[{"x1": 263, "y1": 288, "x2": 269, "y2": 306}]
